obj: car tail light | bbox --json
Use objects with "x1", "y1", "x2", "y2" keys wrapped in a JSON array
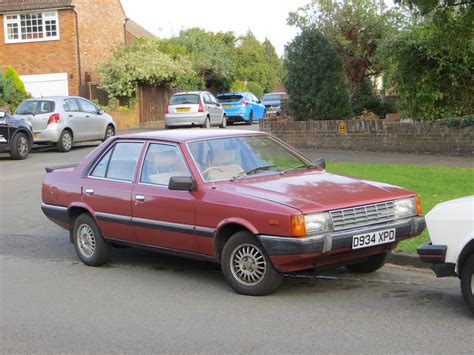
[
  {"x1": 240, "y1": 100, "x2": 248, "y2": 106},
  {"x1": 290, "y1": 215, "x2": 306, "y2": 238},
  {"x1": 47, "y1": 113, "x2": 60, "y2": 125},
  {"x1": 198, "y1": 101, "x2": 204, "y2": 113},
  {"x1": 165, "y1": 105, "x2": 169, "y2": 114}
]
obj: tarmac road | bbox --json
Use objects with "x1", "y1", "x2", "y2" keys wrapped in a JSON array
[{"x1": 1, "y1": 127, "x2": 473, "y2": 354}]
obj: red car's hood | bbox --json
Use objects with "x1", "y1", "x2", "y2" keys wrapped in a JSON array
[{"x1": 218, "y1": 170, "x2": 413, "y2": 213}]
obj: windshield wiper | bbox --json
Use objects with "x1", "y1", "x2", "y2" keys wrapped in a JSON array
[
  {"x1": 280, "y1": 164, "x2": 317, "y2": 175},
  {"x1": 231, "y1": 165, "x2": 275, "y2": 181}
]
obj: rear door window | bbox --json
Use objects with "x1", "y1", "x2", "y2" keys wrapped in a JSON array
[
  {"x1": 63, "y1": 98, "x2": 80, "y2": 112},
  {"x1": 90, "y1": 142, "x2": 144, "y2": 181},
  {"x1": 169, "y1": 94, "x2": 200, "y2": 105}
]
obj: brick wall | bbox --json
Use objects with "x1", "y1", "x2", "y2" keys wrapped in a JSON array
[
  {"x1": 73, "y1": 0, "x2": 126, "y2": 84},
  {"x1": 110, "y1": 107, "x2": 139, "y2": 131},
  {"x1": 260, "y1": 119, "x2": 474, "y2": 156},
  {"x1": 0, "y1": 10, "x2": 80, "y2": 96}
]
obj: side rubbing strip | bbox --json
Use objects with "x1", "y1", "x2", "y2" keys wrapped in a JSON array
[
  {"x1": 41, "y1": 203, "x2": 69, "y2": 224},
  {"x1": 95, "y1": 212, "x2": 132, "y2": 225}
]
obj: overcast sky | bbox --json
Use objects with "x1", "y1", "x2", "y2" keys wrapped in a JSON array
[{"x1": 121, "y1": 0, "x2": 310, "y2": 56}]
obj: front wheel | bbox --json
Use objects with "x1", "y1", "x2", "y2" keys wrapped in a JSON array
[
  {"x1": 10, "y1": 132, "x2": 30, "y2": 160},
  {"x1": 73, "y1": 213, "x2": 110, "y2": 266},
  {"x1": 103, "y1": 125, "x2": 115, "y2": 142},
  {"x1": 221, "y1": 231, "x2": 283, "y2": 296},
  {"x1": 346, "y1": 251, "x2": 391, "y2": 273},
  {"x1": 460, "y1": 254, "x2": 474, "y2": 315},
  {"x1": 219, "y1": 115, "x2": 227, "y2": 128},
  {"x1": 57, "y1": 130, "x2": 73, "y2": 152}
]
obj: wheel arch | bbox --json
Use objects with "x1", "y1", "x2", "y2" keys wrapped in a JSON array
[
  {"x1": 456, "y1": 237, "x2": 474, "y2": 274},
  {"x1": 62, "y1": 127, "x2": 74, "y2": 141},
  {"x1": 67, "y1": 203, "x2": 98, "y2": 243},
  {"x1": 213, "y1": 219, "x2": 259, "y2": 262}
]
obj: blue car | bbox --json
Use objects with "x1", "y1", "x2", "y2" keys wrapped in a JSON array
[{"x1": 216, "y1": 92, "x2": 266, "y2": 125}]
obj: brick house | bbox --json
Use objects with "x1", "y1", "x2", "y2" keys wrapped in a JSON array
[{"x1": 0, "y1": 0, "x2": 154, "y2": 98}]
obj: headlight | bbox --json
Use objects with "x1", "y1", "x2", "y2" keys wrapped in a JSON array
[
  {"x1": 304, "y1": 212, "x2": 333, "y2": 235},
  {"x1": 394, "y1": 197, "x2": 417, "y2": 219}
]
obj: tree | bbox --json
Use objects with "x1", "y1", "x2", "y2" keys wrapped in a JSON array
[
  {"x1": 288, "y1": 0, "x2": 402, "y2": 94},
  {"x1": 98, "y1": 39, "x2": 194, "y2": 99},
  {"x1": 284, "y1": 29, "x2": 352, "y2": 121},
  {"x1": 1, "y1": 68, "x2": 29, "y2": 111}
]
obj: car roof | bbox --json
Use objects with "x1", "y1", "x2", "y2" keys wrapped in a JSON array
[
  {"x1": 217, "y1": 92, "x2": 247, "y2": 96},
  {"x1": 22, "y1": 96, "x2": 86, "y2": 101},
  {"x1": 119, "y1": 129, "x2": 269, "y2": 144},
  {"x1": 172, "y1": 91, "x2": 206, "y2": 96}
]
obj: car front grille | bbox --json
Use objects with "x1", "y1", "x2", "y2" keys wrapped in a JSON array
[{"x1": 329, "y1": 201, "x2": 396, "y2": 231}]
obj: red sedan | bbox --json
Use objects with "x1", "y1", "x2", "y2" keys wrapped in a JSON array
[{"x1": 41, "y1": 130, "x2": 425, "y2": 295}]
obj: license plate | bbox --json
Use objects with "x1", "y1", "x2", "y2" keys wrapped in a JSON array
[
  {"x1": 352, "y1": 228, "x2": 396, "y2": 249},
  {"x1": 176, "y1": 108, "x2": 190, "y2": 112},
  {"x1": 33, "y1": 133, "x2": 40, "y2": 139},
  {"x1": 223, "y1": 104, "x2": 233, "y2": 108}
]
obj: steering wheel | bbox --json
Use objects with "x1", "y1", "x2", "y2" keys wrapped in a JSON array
[{"x1": 202, "y1": 166, "x2": 225, "y2": 178}]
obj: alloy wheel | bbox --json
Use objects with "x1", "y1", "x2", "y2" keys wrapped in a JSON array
[
  {"x1": 18, "y1": 136, "x2": 28, "y2": 157},
  {"x1": 62, "y1": 133, "x2": 72, "y2": 151},
  {"x1": 230, "y1": 243, "x2": 266, "y2": 286},
  {"x1": 77, "y1": 223, "x2": 96, "y2": 258}
]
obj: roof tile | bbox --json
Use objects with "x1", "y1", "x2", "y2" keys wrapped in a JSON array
[{"x1": 0, "y1": 0, "x2": 73, "y2": 13}]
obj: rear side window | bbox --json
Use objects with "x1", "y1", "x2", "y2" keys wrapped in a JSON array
[
  {"x1": 90, "y1": 142, "x2": 144, "y2": 181},
  {"x1": 15, "y1": 100, "x2": 55, "y2": 115},
  {"x1": 217, "y1": 95, "x2": 243, "y2": 103},
  {"x1": 169, "y1": 94, "x2": 200, "y2": 105},
  {"x1": 63, "y1": 98, "x2": 80, "y2": 112}
]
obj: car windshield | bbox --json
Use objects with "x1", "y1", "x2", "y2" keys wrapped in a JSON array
[
  {"x1": 15, "y1": 100, "x2": 55, "y2": 115},
  {"x1": 169, "y1": 94, "x2": 200, "y2": 105},
  {"x1": 262, "y1": 94, "x2": 281, "y2": 102},
  {"x1": 217, "y1": 95, "x2": 243, "y2": 103},
  {"x1": 188, "y1": 135, "x2": 312, "y2": 182}
]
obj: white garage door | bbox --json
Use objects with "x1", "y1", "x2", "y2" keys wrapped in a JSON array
[{"x1": 20, "y1": 73, "x2": 69, "y2": 97}]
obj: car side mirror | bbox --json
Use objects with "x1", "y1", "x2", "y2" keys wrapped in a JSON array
[
  {"x1": 169, "y1": 176, "x2": 196, "y2": 191},
  {"x1": 98, "y1": 109, "x2": 105, "y2": 115},
  {"x1": 313, "y1": 158, "x2": 326, "y2": 170}
]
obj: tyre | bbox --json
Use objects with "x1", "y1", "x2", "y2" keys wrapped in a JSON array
[
  {"x1": 57, "y1": 130, "x2": 73, "y2": 152},
  {"x1": 202, "y1": 116, "x2": 210, "y2": 129},
  {"x1": 9, "y1": 132, "x2": 30, "y2": 160},
  {"x1": 221, "y1": 231, "x2": 283, "y2": 296},
  {"x1": 73, "y1": 213, "x2": 110, "y2": 266},
  {"x1": 346, "y1": 251, "x2": 391, "y2": 273},
  {"x1": 219, "y1": 115, "x2": 227, "y2": 129},
  {"x1": 103, "y1": 125, "x2": 115, "y2": 141},
  {"x1": 247, "y1": 111, "x2": 254, "y2": 125},
  {"x1": 460, "y1": 254, "x2": 474, "y2": 315}
]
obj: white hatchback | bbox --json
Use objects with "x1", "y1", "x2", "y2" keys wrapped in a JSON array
[
  {"x1": 15, "y1": 96, "x2": 116, "y2": 152},
  {"x1": 418, "y1": 196, "x2": 474, "y2": 314}
]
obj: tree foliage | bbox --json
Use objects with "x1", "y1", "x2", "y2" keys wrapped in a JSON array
[
  {"x1": 380, "y1": 2, "x2": 473, "y2": 119},
  {"x1": 1, "y1": 68, "x2": 29, "y2": 112},
  {"x1": 284, "y1": 29, "x2": 352, "y2": 121}
]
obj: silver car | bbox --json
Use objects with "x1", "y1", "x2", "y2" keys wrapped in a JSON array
[
  {"x1": 15, "y1": 96, "x2": 116, "y2": 152},
  {"x1": 164, "y1": 91, "x2": 227, "y2": 129}
]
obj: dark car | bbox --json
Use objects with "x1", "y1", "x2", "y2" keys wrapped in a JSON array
[
  {"x1": 261, "y1": 92, "x2": 287, "y2": 115},
  {"x1": 0, "y1": 110, "x2": 33, "y2": 160},
  {"x1": 41, "y1": 130, "x2": 425, "y2": 296}
]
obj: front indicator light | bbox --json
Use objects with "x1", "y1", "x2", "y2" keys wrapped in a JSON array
[
  {"x1": 415, "y1": 195, "x2": 422, "y2": 215},
  {"x1": 290, "y1": 215, "x2": 306, "y2": 238}
]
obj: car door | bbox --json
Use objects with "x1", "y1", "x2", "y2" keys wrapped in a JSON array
[
  {"x1": 63, "y1": 98, "x2": 86, "y2": 141},
  {"x1": 132, "y1": 142, "x2": 197, "y2": 252},
  {"x1": 77, "y1": 98, "x2": 104, "y2": 140},
  {"x1": 202, "y1": 93, "x2": 215, "y2": 123},
  {"x1": 248, "y1": 93, "x2": 264, "y2": 119},
  {"x1": 82, "y1": 141, "x2": 145, "y2": 242},
  {"x1": 0, "y1": 112, "x2": 10, "y2": 148},
  {"x1": 209, "y1": 93, "x2": 223, "y2": 123}
]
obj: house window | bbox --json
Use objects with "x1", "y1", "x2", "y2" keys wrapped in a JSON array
[{"x1": 4, "y1": 11, "x2": 59, "y2": 43}]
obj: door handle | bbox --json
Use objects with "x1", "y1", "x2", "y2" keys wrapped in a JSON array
[
  {"x1": 85, "y1": 115, "x2": 90, "y2": 118},
  {"x1": 135, "y1": 195, "x2": 145, "y2": 202},
  {"x1": 84, "y1": 188, "x2": 94, "y2": 195}
]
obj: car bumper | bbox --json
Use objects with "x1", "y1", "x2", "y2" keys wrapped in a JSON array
[
  {"x1": 417, "y1": 242, "x2": 457, "y2": 277},
  {"x1": 258, "y1": 216, "x2": 425, "y2": 272},
  {"x1": 33, "y1": 125, "x2": 61, "y2": 143},
  {"x1": 164, "y1": 113, "x2": 207, "y2": 127}
]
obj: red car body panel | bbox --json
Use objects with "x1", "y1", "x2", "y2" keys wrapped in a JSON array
[{"x1": 41, "y1": 130, "x2": 425, "y2": 272}]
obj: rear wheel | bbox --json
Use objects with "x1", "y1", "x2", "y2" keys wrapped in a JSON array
[
  {"x1": 247, "y1": 111, "x2": 254, "y2": 125},
  {"x1": 57, "y1": 130, "x2": 72, "y2": 152},
  {"x1": 346, "y1": 251, "x2": 391, "y2": 273},
  {"x1": 221, "y1": 231, "x2": 283, "y2": 296},
  {"x1": 202, "y1": 116, "x2": 210, "y2": 129},
  {"x1": 10, "y1": 132, "x2": 30, "y2": 160},
  {"x1": 460, "y1": 254, "x2": 474, "y2": 315},
  {"x1": 219, "y1": 115, "x2": 227, "y2": 128},
  {"x1": 103, "y1": 125, "x2": 115, "y2": 141},
  {"x1": 73, "y1": 213, "x2": 110, "y2": 266}
]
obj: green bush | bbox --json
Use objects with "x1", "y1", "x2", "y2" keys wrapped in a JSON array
[
  {"x1": 0, "y1": 69, "x2": 29, "y2": 112},
  {"x1": 351, "y1": 79, "x2": 396, "y2": 117},
  {"x1": 438, "y1": 114, "x2": 474, "y2": 128},
  {"x1": 284, "y1": 28, "x2": 352, "y2": 121},
  {"x1": 4, "y1": 66, "x2": 27, "y2": 96},
  {"x1": 230, "y1": 80, "x2": 247, "y2": 93},
  {"x1": 246, "y1": 81, "x2": 264, "y2": 99}
]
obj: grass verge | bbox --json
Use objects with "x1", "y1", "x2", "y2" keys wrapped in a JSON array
[{"x1": 326, "y1": 162, "x2": 473, "y2": 253}]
